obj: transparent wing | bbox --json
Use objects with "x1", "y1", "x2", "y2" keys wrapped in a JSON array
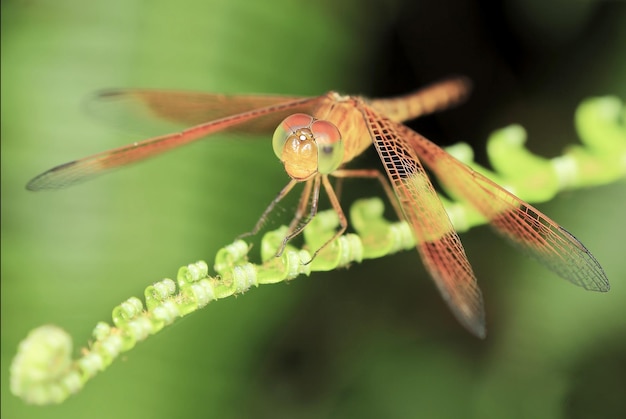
[
  {"x1": 28, "y1": 95, "x2": 326, "y2": 190},
  {"x1": 360, "y1": 104, "x2": 486, "y2": 338},
  {"x1": 403, "y1": 127, "x2": 610, "y2": 292},
  {"x1": 86, "y1": 89, "x2": 307, "y2": 135}
]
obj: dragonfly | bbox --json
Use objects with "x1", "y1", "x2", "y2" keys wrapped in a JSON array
[{"x1": 27, "y1": 77, "x2": 610, "y2": 337}]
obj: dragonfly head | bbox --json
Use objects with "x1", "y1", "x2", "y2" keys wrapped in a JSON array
[{"x1": 272, "y1": 113, "x2": 344, "y2": 181}]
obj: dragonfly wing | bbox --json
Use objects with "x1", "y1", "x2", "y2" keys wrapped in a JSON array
[
  {"x1": 360, "y1": 105, "x2": 486, "y2": 337},
  {"x1": 28, "y1": 95, "x2": 327, "y2": 190},
  {"x1": 87, "y1": 89, "x2": 307, "y2": 135},
  {"x1": 404, "y1": 128, "x2": 610, "y2": 292}
]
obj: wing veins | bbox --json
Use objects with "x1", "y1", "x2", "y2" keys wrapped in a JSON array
[
  {"x1": 27, "y1": 95, "x2": 325, "y2": 190},
  {"x1": 360, "y1": 104, "x2": 486, "y2": 337},
  {"x1": 402, "y1": 128, "x2": 610, "y2": 292}
]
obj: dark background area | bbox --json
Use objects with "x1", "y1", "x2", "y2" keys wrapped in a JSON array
[{"x1": 2, "y1": 0, "x2": 625, "y2": 418}]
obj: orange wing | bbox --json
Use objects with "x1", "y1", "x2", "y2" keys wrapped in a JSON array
[
  {"x1": 360, "y1": 105, "x2": 486, "y2": 338},
  {"x1": 27, "y1": 95, "x2": 326, "y2": 190},
  {"x1": 87, "y1": 89, "x2": 307, "y2": 134},
  {"x1": 403, "y1": 126, "x2": 610, "y2": 292}
]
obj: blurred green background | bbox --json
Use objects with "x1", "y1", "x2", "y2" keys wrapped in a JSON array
[{"x1": 2, "y1": 0, "x2": 625, "y2": 418}]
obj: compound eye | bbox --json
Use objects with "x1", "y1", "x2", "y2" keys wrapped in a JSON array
[
  {"x1": 272, "y1": 114, "x2": 315, "y2": 160},
  {"x1": 311, "y1": 120, "x2": 343, "y2": 174}
]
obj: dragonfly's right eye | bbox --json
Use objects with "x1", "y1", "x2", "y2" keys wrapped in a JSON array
[
  {"x1": 272, "y1": 113, "x2": 314, "y2": 159},
  {"x1": 273, "y1": 114, "x2": 319, "y2": 181}
]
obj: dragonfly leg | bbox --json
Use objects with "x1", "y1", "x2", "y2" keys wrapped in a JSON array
[
  {"x1": 276, "y1": 176, "x2": 321, "y2": 257},
  {"x1": 237, "y1": 179, "x2": 298, "y2": 240},
  {"x1": 302, "y1": 175, "x2": 348, "y2": 264},
  {"x1": 332, "y1": 177, "x2": 345, "y2": 202},
  {"x1": 286, "y1": 179, "x2": 313, "y2": 234},
  {"x1": 332, "y1": 169, "x2": 403, "y2": 221}
]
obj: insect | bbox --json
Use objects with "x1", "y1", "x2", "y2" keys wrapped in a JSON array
[{"x1": 27, "y1": 77, "x2": 610, "y2": 337}]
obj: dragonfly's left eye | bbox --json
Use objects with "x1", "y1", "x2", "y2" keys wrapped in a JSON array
[{"x1": 311, "y1": 120, "x2": 343, "y2": 174}]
